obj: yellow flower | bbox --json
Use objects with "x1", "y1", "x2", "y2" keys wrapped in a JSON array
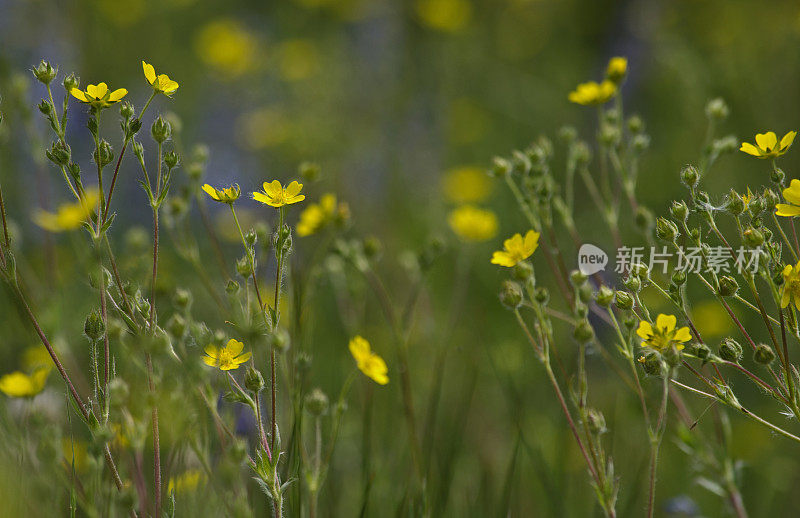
[
  {"x1": 606, "y1": 56, "x2": 628, "y2": 83},
  {"x1": 636, "y1": 314, "x2": 692, "y2": 352},
  {"x1": 741, "y1": 187, "x2": 754, "y2": 211},
  {"x1": 415, "y1": 0, "x2": 472, "y2": 32},
  {"x1": 297, "y1": 193, "x2": 344, "y2": 237},
  {"x1": 195, "y1": 19, "x2": 256, "y2": 77},
  {"x1": 0, "y1": 367, "x2": 50, "y2": 398},
  {"x1": 252, "y1": 180, "x2": 305, "y2": 208},
  {"x1": 168, "y1": 469, "x2": 205, "y2": 495},
  {"x1": 740, "y1": 131, "x2": 796, "y2": 159},
  {"x1": 781, "y1": 262, "x2": 800, "y2": 310},
  {"x1": 202, "y1": 339, "x2": 252, "y2": 371},
  {"x1": 70, "y1": 82, "x2": 127, "y2": 109},
  {"x1": 448, "y1": 205, "x2": 498, "y2": 242},
  {"x1": 568, "y1": 80, "x2": 617, "y2": 106},
  {"x1": 277, "y1": 39, "x2": 320, "y2": 81},
  {"x1": 202, "y1": 183, "x2": 241, "y2": 204},
  {"x1": 775, "y1": 179, "x2": 800, "y2": 217},
  {"x1": 22, "y1": 345, "x2": 52, "y2": 371},
  {"x1": 142, "y1": 61, "x2": 179, "y2": 95},
  {"x1": 491, "y1": 230, "x2": 540, "y2": 267},
  {"x1": 34, "y1": 189, "x2": 100, "y2": 233},
  {"x1": 349, "y1": 336, "x2": 389, "y2": 385},
  {"x1": 442, "y1": 166, "x2": 492, "y2": 203}
]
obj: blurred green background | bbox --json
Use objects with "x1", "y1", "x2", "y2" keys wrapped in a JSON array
[{"x1": 3, "y1": 0, "x2": 800, "y2": 516}]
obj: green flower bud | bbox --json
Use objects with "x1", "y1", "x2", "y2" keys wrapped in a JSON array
[
  {"x1": 570, "y1": 269, "x2": 588, "y2": 286},
  {"x1": 719, "y1": 337, "x2": 743, "y2": 362},
  {"x1": 299, "y1": 161, "x2": 321, "y2": 182},
  {"x1": 574, "y1": 302, "x2": 589, "y2": 319},
  {"x1": 622, "y1": 315, "x2": 637, "y2": 329},
  {"x1": 119, "y1": 101, "x2": 135, "y2": 120},
  {"x1": 627, "y1": 115, "x2": 644, "y2": 133},
  {"x1": 624, "y1": 275, "x2": 641, "y2": 293},
  {"x1": 37, "y1": 99, "x2": 52, "y2": 116},
  {"x1": 717, "y1": 276, "x2": 739, "y2": 297},
  {"x1": 754, "y1": 343, "x2": 775, "y2": 365},
  {"x1": 638, "y1": 351, "x2": 663, "y2": 376},
  {"x1": 669, "y1": 200, "x2": 689, "y2": 222},
  {"x1": 632, "y1": 134, "x2": 650, "y2": 152},
  {"x1": 226, "y1": 280, "x2": 240, "y2": 295},
  {"x1": 655, "y1": 217, "x2": 680, "y2": 242},
  {"x1": 749, "y1": 197, "x2": 765, "y2": 216},
  {"x1": 499, "y1": 280, "x2": 523, "y2": 310},
  {"x1": 587, "y1": 408, "x2": 606, "y2": 435},
  {"x1": 726, "y1": 190, "x2": 744, "y2": 215},
  {"x1": 245, "y1": 367, "x2": 265, "y2": 393},
  {"x1": 671, "y1": 270, "x2": 687, "y2": 286},
  {"x1": 151, "y1": 116, "x2": 172, "y2": 143},
  {"x1": 631, "y1": 263, "x2": 650, "y2": 279},
  {"x1": 84, "y1": 311, "x2": 106, "y2": 341},
  {"x1": 681, "y1": 165, "x2": 700, "y2": 189},
  {"x1": 763, "y1": 188, "x2": 780, "y2": 209},
  {"x1": 305, "y1": 388, "x2": 329, "y2": 417},
  {"x1": 533, "y1": 287, "x2": 549, "y2": 305},
  {"x1": 573, "y1": 320, "x2": 595, "y2": 343},
  {"x1": 46, "y1": 140, "x2": 71, "y2": 166},
  {"x1": 362, "y1": 236, "x2": 382, "y2": 259},
  {"x1": 596, "y1": 286, "x2": 614, "y2": 307},
  {"x1": 558, "y1": 126, "x2": 577, "y2": 142},
  {"x1": 270, "y1": 328, "x2": 290, "y2": 353},
  {"x1": 490, "y1": 156, "x2": 512, "y2": 177},
  {"x1": 32, "y1": 60, "x2": 57, "y2": 85},
  {"x1": 164, "y1": 151, "x2": 179, "y2": 169},
  {"x1": 295, "y1": 352, "x2": 312, "y2": 373},
  {"x1": 236, "y1": 255, "x2": 253, "y2": 278},
  {"x1": 173, "y1": 288, "x2": 192, "y2": 310},
  {"x1": 614, "y1": 291, "x2": 633, "y2": 310},
  {"x1": 743, "y1": 228, "x2": 764, "y2": 247},
  {"x1": 691, "y1": 342, "x2": 711, "y2": 361},
  {"x1": 63, "y1": 73, "x2": 79, "y2": 92},
  {"x1": 95, "y1": 139, "x2": 114, "y2": 168},
  {"x1": 771, "y1": 168, "x2": 785, "y2": 185},
  {"x1": 578, "y1": 284, "x2": 593, "y2": 304}
]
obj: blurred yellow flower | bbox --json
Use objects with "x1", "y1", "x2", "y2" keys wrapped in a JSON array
[
  {"x1": 442, "y1": 166, "x2": 492, "y2": 203},
  {"x1": 297, "y1": 193, "x2": 348, "y2": 237},
  {"x1": 415, "y1": 0, "x2": 471, "y2": 32},
  {"x1": 606, "y1": 56, "x2": 628, "y2": 83},
  {"x1": 781, "y1": 261, "x2": 800, "y2": 310},
  {"x1": 636, "y1": 314, "x2": 691, "y2": 352},
  {"x1": 0, "y1": 367, "x2": 49, "y2": 398},
  {"x1": 195, "y1": 19, "x2": 256, "y2": 76},
  {"x1": 253, "y1": 180, "x2": 305, "y2": 208},
  {"x1": 203, "y1": 339, "x2": 252, "y2": 371},
  {"x1": 22, "y1": 345, "x2": 51, "y2": 371},
  {"x1": 776, "y1": 179, "x2": 800, "y2": 217},
  {"x1": 70, "y1": 83, "x2": 127, "y2": 109},
  {"x1": 202, "y1": 183, "x2": 241, "y2": 204},
  {"x1": 740, "y1": 131, "x2": 796, "y2": 159},
  {"x1": 236, "y1": 108, "x2": 292, "y2": 150},
  {"x1": 142, "y1": 61, "x2": 179, "y2": 95},
  {"x1": 448, "y1": 205, "x2": 498, "y2": 242},
  {"x1": 568, "y1": 80, "x2": 617, "y2": 106},
  {"x1": 168, "y1": 469, "x2": 205, "y2": 495},
  {"x1": 349, "y1": 336, "x2": 388, "y2": 385},
  {"x1": 278, "y1": 39, "x2": 320, "y2": 81},
  {"x1": 691, "y1": 300, "x2": 731, "y2": 339},
  {"x1": 491, "y1": 230, "x2": 539, "y2": 267},
  {"x1": 34, "y1": 189, "x2": 100, "y2": 233}
]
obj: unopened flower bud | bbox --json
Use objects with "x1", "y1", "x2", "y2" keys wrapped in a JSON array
[
  {"x1": 46, "y1": 140, "x2": 71, "y2": 166},
  {"x1": 614, "y1": 291, "x2": 633, "y2": 310},
  {"x1": 624, "y1": 275, "x2": 641, "y2": 292},
  {"x1": 719, "y1": 337, "x2": 743, "y2": 362},
  {"x1": 638, "y1": 351, "x2": 663, "y2": 376},
  {"x1": 226, "y1": 280, "x2": 240, "y2": 295},
  {"x1": 596, "y1": 286, "x2": 614, "y2": 307},
  {"x1": 655, "y1": 217, "x2": 679, "y2": 242},
  {"x1": 236, "y1": 256, "x2": 253, "y2": 278},
  {"x1": 743, "y1": 228, "x2": 764, "y2": 247},
  {"x1": 570, "y1": 269, "x2": 588, "y2": 286},
  {"x1": 533, "y1": 287, "x2": 549, "y2": 305},
  {"x1": 717, "y1": 276, "x2": 739, "y2": 297},
  {"x1": 627, "y1": 115, "x2": 643, "y2": 133},
  {"x1": 499, "y1": 280, "x2": 523, "y2": 310},
  {"x1": 705, "y1": 98, "x2": 729, "y2": 121},
  {"x1": 754, "y1": 343, "x2": 775, "y2": 365},
  {"x1": 680, "y1": 165, "x2": 700, "y2": 189},
  {"x1": 84, "y1": 311, "x2": 106, "y2": 341},
  {"x1": 512, "y1": 261, "x2": 533, "y2": 281},
  {"x1": 119, "y1": 102, "x2": 135, "y2": 119},
  {"x1": 573, "y1": 320, "x2": 595, "y2": 343},
  {"x1": 173, "y1": 288, "x2": 192, "y2": 310},
  {"x1": 63, "y1": 73, "x2": 79, "y2": 92},
  {"x1": 32, "y1": 60, "x2": 57, "y2": 85},
  {"x1": 305, "y1": 388, "x2": 329, "y2": 416},
  {"x1": 164, "y1": 151, "x2": 179, "y2": 169},
  {"x1": 151, "y1": 116, "x2": 172, "y2": 143},
  {"x1": 299, "y1": 161, "x2": 321, "y2": 182},
  {"x1": 726, "y1": 190, "x2": 744, "y2": 215},
  {"x1": 270, "y1": 328, "x2": 290, "y2": 353},
  {"x1": 771, "y1": 168, "x2": 785, "y2": 185},
  {"x1": 587, "y1": 408, "x2": 606, "y2": 434},
  {"x1": 671, "y1": 270, "x2": 687, "y2": 286},
  {"x1": 245, "y1": 367, "x2": 265, "y2": 393}
]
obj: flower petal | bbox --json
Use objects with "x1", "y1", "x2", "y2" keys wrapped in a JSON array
[
  {"x1": 490, "y1": 251, "x2": 516, "y2": 267},
  {"x1": 636, "y1": 320, "x2": 653, "y2": 339},
  {"x1": 781, "y1": 131, "x2": 797, "y2": 151},
  {"x1": 655, "y1": 314, "x2": 677, "y2": 333},
  {"x1": 108, "y1": 88, "x2": 127, "y2": 102},
  {"x1": 233, "y1": 351, "x2": 252, "y2": 364},
  {"x1": 70, "y1": 88, "x2": 89, "y2": 102},
  {"x1": 739, "y1": 142, "x2": 761, "y2": 156},
  {"x1": 776, "y1": 204, "x2": 800, "y2": 217},
  {"x1": 202, "y1": 355, "x2": 218, "y2": 367},
  {"x1": 226, "y1": 339, "x2": 244, "y2": 356},
  {"x1": 143, "y1": 61, "x2": 156, "y2": 84},
  {"x1": 673, "y1": 326, "x2": 692, "y2": 343},
  {"x1": 755, "y1": 132, "x2": 778, "y2": 151},
  {"x1": 203, "y1": 345, "x2": 218, "y2": 358}
]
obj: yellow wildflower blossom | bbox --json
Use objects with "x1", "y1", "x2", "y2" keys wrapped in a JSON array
[
  {"x1": 278, "y1": 39, "x2": 319, "y2": 81},
  {"x1": 202, "y1": 339, "x2": 252, "y2": 371},
  {"x1": 442, "y1": 166, "x2": 492, "y2": 203},
  {"x1": 491, "y1": 230, "x2": 540, "y2": 267},
  {"x1": 568, "y1": 80, "x2": 617, "y2": 106},
  {"x1": 448, "y1": 205, "x2": 498, "y2": 242},
  {"x1": 606, "y1": 56, "x2": 627, "y2": 83},
  {"x1": 349, "y1": 336, "x2": 389, "y2": 385},
  {"x1": 202, "y1": 183, "x2": 241, "y2": 204},
  {"x1": 168, "y1": 469, "x2": 205, "y2": 495},
  {"x1": 636, "y1": 314, "x2": 692, "y2": 352},
  {"x1": 0, "y1": 367, "x2": 50, "y2": 398},
  {"x1": 781, "y1": 262, "x2": 800, "y2": 310},
  {"x1": 70, "y1": 82, "x2": 127, "y2": 109},
  {"x1": 195, "y1": 19, "x2": 256, "y2": 77},
  {"x1": 252, "y1": 180, "x2": 305, "y2": 208},
  {"x1": 740, "y1": 131, "x2": 796, "y2": 159},
  {"x1": 34, "y1": 189, "x2": 100, "y2": 233},
  {"x1": 142, "y1": 61, "x2": 179, "y2": 95},
  {"x1": 741, "y1": 187, "x2": 754, "y2": 211},
  {"x1": 415, "y1": 0, "x2": 472, "y2": 32},
  {"x1": 775, "y1": 179, "x2": 800, "y2": 217},
  {"x1": 297, "y1": 193, "x2": 346, "y2": 237}
]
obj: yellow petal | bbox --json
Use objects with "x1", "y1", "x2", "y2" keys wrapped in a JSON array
[
  {"x1": 108, "y1": 88, "x2": 127, "y2": 102},
  {"x1": 94, "y1": 83, "x2": 109, "y2": 99},
  {"x1": 349, "y1": 336, "x2": 371, "y2": 362},
  {"x1": 252, "y1": 192, "x2": 272, "y2": 205},
  {"x1": 636, "y1": 321, "x2": 653, "y2": 339},
  {"x1": 782, "y1": 179, "x2": 800, "y2": 205},
  {"x1": 655, "y1": 314, "x2": 677, "y2": 333},
  {"x1": 755, "y1": 132, "x2": 778, "y2": 152},
  {"x1": 776, "y1": 204, "x2": 800, "y2": 217},
  {"x1": 287, "y1": 194, "x2": 305, "y2": 204},
  {"x1": 523, "y1": 230, "x2": 540, "y2": 253},
  {"x1": 203, "y1": 345, "x2": 218, "y2": 358},
  {"x1": 285, "y1": 181, "x2": 303, "y2": 197},
  {"x1": 233, "y1": 351, "x2": 252, "y2": 364},
  {"x1": 70, "y1": 88, "x2": 89, "y2": 102},
  {"x1": 490, "y1": 251, "x2": 516, "y2": 267},
  {"x1": 739, "y1": 142, "x2": 761, "y2": 156},
  {"x1": 202, "y1": 356, "x2": 218, "y2": 367},
  {"x1": 781, "y1": 131, "x2": 797, "y2": 151},
  {"x1": 673, "y1": 327, "x2": 692, "y2": 343},
  {"x1": 225, "y1": 339, "x2": 244, "y2": 356},
  {"x1": 143, "y1": 61, "x2": 156, "y2": 85},
  {"x1": 201, "y1": 184, "x2": 219, "y2": 199}
]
